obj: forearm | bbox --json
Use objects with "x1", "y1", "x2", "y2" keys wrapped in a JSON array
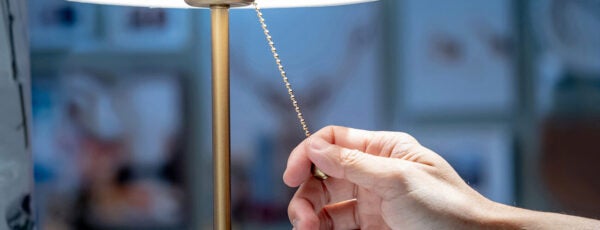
[{"x1": 484, "y1": 202, "x2": 600, "y2": 229}]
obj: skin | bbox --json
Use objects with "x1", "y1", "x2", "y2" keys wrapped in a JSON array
[{"x1": 284, "y1": 126, "x2": 600, "y2": 230}]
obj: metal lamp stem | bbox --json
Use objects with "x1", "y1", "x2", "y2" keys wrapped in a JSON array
[{"x1": 211, "y1": 5, "x2": 231, "y2": 230}]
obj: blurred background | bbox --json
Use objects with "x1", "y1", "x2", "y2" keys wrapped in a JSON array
[{"x1": 27, "y1": 0, "x2": 600, "y2": 229}]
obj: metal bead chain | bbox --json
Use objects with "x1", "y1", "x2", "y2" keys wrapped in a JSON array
[
  {"x1": 253, "y1": 2, "x2": 311, "y2": 138},
  {"x1": 253, "y1": 3, "x2": 328, "y2": 180}
]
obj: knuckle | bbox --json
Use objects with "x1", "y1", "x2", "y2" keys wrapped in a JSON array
[
  {"x1": 287, "y1": 200, "x2": 295, "y2": 218},
  {"x1": 340, "y1": 149, "x2": 364, "y2": 169},
  {"x1": 390, "y1": 132, "x2": 423, "y2": 156},
  {"x1": 391, "y1": 141, "x2": 417, "y2": 156},
  {"x1": 388, "y1": 161, "x2": 411, "y2": 182},
  {"x1": 322, "y1": 125, "x2": 339, "y2": 134},
  {"x1": 324, "y1": 125, "x2": 338, "y2": 130},
  {"x1": 395, "y1": 132, "x2": 417, "y2": 143}
]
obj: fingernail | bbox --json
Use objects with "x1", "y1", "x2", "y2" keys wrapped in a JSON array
[
  {"x1": 309, "y1": 137, "x2": 329, "y2": 152},
  {"x1": 292, "y1": 219, "x2": 298, "y2": 229}
]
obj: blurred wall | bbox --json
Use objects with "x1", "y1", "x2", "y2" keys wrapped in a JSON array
[{"x1": 26, "y1": 0, "x2": 600, "y2": 229}]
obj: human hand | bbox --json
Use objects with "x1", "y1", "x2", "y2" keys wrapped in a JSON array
[{"x1": 284, "y1": 126, "x2": 494, "y2": 230}]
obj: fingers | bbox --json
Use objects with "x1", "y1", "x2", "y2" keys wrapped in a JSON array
[
  {"x1": 310, "y1": 126, "x2": 374, "y2": 153},
  {"x1": 288, "y1": 195, "x2": 318, "y2": 230},
  {"x1": 320, "y1": 199, "x2": 390, "y2": 230},
  {"x1": 289, "y1": 192, "x2": 360, "y2": 230},
  {"x1": 287, "y1": 178, "x2": 327, "y2": 230},
  {"x1": 323, "y1": 177, "x2": 358, "y2": 204},
  {"x1": 319, "y1": 199, "x2": 360, "y2": 230},
  {"x1": 290, "y1": 177, "x2": 357, "y2": 214},
  {"x1": 291, "y1": 197, "x2": 387, "y2": 230},
  {"x1": 310, "y1": 126, "x2": 418, "y2": 156},
  {"x1": 285, "y1": 142, "x2": 313, "y2": 187},
  {"x1": 288, "y1": 178, "x2": 358, "y2": 229},
  {"x1": 289, "y1": 199, "x2": 361, "y2": 230},
  {"x1": 284, "y1": 126, "x2": 362, "y2": 187},
  {"x1": 307, "y1": 138, "x2": 410, "y2": 198},
  {"x1": 285, "y1": 126, "x2": 418, "y2": 187}
]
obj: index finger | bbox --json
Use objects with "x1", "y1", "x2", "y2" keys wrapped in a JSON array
[{"x1": 284, "y1": 126, "x2": 400, "y2": 187}]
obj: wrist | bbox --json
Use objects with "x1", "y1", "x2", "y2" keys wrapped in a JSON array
[
  {"x1": 479, "y1": 201, "x2": 600, "y2": 229},
  {"x1": 478, "y1": 200, "x2": 526, "y2": 229},
  {"x1": 454, "y1": 196, "x2": 523, "y2": 229},
  {"x1": 438, "y1": 194, "x2": 513, "y2": 229}
]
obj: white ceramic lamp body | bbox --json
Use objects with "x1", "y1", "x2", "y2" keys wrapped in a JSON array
[{"x1": 68, "y1": 0, "x2": 378, "y2": 8}]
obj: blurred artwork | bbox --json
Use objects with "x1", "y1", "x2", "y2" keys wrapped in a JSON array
[
  {"x1": 29, "y1": 0, "x2": 95, "y2": 49},
  {"x1": 400, "y1": 0, "x2": 515, "y2": 116},
  {"x1": 531, "y1": 0, "x2": 600, "y2": 75},
  {"x1": 32, "y1": 71, "x2": 189, "y2": 229},
  {"x1": 410, "y1": 125, "x2": 514, "y2": 204},
  {"x1": 196, "y1": 3, "x2": 383, "y2": 226},
  {"x1": 531, "y1": 0, "x2": 600, "y2": 114},
  {"x1": 104, "y1": 7, "x2": 190, "y2": 51}
]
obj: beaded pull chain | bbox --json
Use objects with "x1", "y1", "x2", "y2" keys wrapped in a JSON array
[{"x1": 253, "y1": 2, "x2": 328, "y2": 180}]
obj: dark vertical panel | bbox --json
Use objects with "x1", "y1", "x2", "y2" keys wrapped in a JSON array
[
  {"x1": 0, "y1": 0, "x2": 34, "y2": 229},
  {"x1": 380, "y1": 0, "x2": 399, "y2": 129},
  {"x1": 512, "y1": 0, "x2": 538, "y2": 208}
]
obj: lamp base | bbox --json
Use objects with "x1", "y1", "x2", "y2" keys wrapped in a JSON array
[{"x1": 184, "y1": 0, "x2": 253, "y2": 7}]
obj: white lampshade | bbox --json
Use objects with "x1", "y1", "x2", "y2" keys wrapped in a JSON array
[{"x1": 68, "y1": 0, "x2": 378, "y2": 8}]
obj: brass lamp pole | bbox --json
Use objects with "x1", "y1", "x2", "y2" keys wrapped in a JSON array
[
  {"x1": 185, "y1": 1, "x2": 253, "y2": 229},
  {"x1": 211, "y1": 6, "x2": 232, "y2": 230}
]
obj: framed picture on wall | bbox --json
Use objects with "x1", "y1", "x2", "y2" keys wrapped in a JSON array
[
  {"x1": 33, "y1": 70, "x2": 191, "y2": 229},
  {"x1": 103, "y1": 6, "x2": 191, "y2": 51},
  {"x1": 408, "y1": 124, "x2": 514, "y2": 204},
  {"x1": 398, "y1": 0, "x2": 515, "y2": 117},
  {"x1": 29, "y1": 0, "x2": 95, "y2": 49}
]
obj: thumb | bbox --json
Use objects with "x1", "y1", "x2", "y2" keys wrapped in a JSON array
[{"x1": 306, "y1": 136, "x2": 410, "y2": 197}]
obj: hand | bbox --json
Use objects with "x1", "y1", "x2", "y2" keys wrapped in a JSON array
[{"x1": 283, "y1": 126, "x2": 493, "y2": 230}]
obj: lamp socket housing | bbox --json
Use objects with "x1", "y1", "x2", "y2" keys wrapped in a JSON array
[{"x1": 184, "y1": 0, "x2": 254, "y2": 7}]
